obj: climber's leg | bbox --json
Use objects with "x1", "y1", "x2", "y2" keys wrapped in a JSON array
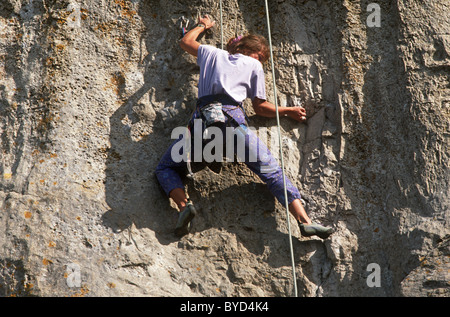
[
  {"x1": 156, "y1": 137, "x2": 197, "y2": 237},
  {"x1": 155, "y1": 137, "x2": 186, "y2": 202},
  {"x1": 240, "y1": 127, "x2": 301, "y2": 206},
  {"x1": 169, "y1": 187, "x2": 188, "y2": 211},
  {"x1": 288, "y1": 198, "x2": 311, "y2": 224},
  {"x1": 240, "y1": 127, "x2": 333, "y2": 239}
]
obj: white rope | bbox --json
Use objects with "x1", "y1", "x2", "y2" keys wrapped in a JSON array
[
  {"x1": 219, "y1": 0, "x2": 224, "y2": 49},
  {"x1": 264, "y1": 0, "x2": 298, "y2": 297}
]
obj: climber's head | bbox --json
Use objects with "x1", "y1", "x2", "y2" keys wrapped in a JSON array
[{"x1": 226, "y1": 34, "x2": 269, "y2": 63}]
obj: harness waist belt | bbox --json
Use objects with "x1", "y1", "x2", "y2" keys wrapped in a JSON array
[{"x1": 197, "y1": 94, "x2": 241, "y2": 109}]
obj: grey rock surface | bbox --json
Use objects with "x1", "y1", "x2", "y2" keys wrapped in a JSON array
[{"x1": 0, "y1": 0, "x2": 448, "y2": 297}]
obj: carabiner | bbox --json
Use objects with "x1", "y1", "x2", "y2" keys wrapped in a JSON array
[{"x1": 179, "y1": 16, "x2": 190, "y2": 38}]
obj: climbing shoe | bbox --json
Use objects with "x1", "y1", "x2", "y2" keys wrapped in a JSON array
[
  {"x1": 298, "y1": 221, "x2": 334, "y2": 239},
  {"x1": 174, "y1": 201, "x2": 197, "y2": 237}
]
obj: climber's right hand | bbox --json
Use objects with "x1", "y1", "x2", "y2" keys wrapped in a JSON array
[
  {"x1": 198, "y1": 14, "x2": 216, "y2": 30},
  {"x1": 286, "y1": 106, "x2": 307, "y2": 122}
]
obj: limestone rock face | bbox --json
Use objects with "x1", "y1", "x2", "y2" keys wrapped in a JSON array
[{"x1": 0, "y1": 0, "x2": 448, "y2": 297}]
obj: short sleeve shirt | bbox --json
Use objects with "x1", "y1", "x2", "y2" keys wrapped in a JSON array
[{"x1": 197, "y1": 45, "x2": 266, "y2": 103}]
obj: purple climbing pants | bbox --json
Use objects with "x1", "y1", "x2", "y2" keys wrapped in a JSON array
[{"x1": 155, "y1": 101, "x2": 301, "y2": 206}]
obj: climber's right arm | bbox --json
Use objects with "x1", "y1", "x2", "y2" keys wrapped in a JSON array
[{"x1": 180, "y1": 15, "x2": 215, "y2": 57}]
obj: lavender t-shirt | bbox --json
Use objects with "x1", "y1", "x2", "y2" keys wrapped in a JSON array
[{"x1": 197, "y1": 45, "x2": 266, "y2": 103}]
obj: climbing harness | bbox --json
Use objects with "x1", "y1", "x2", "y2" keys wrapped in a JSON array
[{"x1": 263, "y1": 0, "x2": 298, "y2": 297}]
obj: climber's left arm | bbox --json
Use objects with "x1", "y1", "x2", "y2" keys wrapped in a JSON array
[{"x1": 252, "y1": 98, "x2": 307, "y2": 122}]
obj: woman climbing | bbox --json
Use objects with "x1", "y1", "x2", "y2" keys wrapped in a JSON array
[{"x1": 155, "y1": 14, "x2": 333, "y2": 239}]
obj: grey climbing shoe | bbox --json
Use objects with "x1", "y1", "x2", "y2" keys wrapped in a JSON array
[
  {"x1": 298, "y1": 221, "x2": 334, "y2": 239},
  {"x1": 174, "y1": 201, "x2": 197, "y2": 237}
]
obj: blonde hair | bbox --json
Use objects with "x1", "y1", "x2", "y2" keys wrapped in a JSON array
[{"x1": 226, "y1": 34, "x2": 269, "y2": 63}]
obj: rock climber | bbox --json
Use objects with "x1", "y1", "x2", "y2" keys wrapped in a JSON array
[{"x1": 155, "y1": 14, "x2": 333, "y2": 239}]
